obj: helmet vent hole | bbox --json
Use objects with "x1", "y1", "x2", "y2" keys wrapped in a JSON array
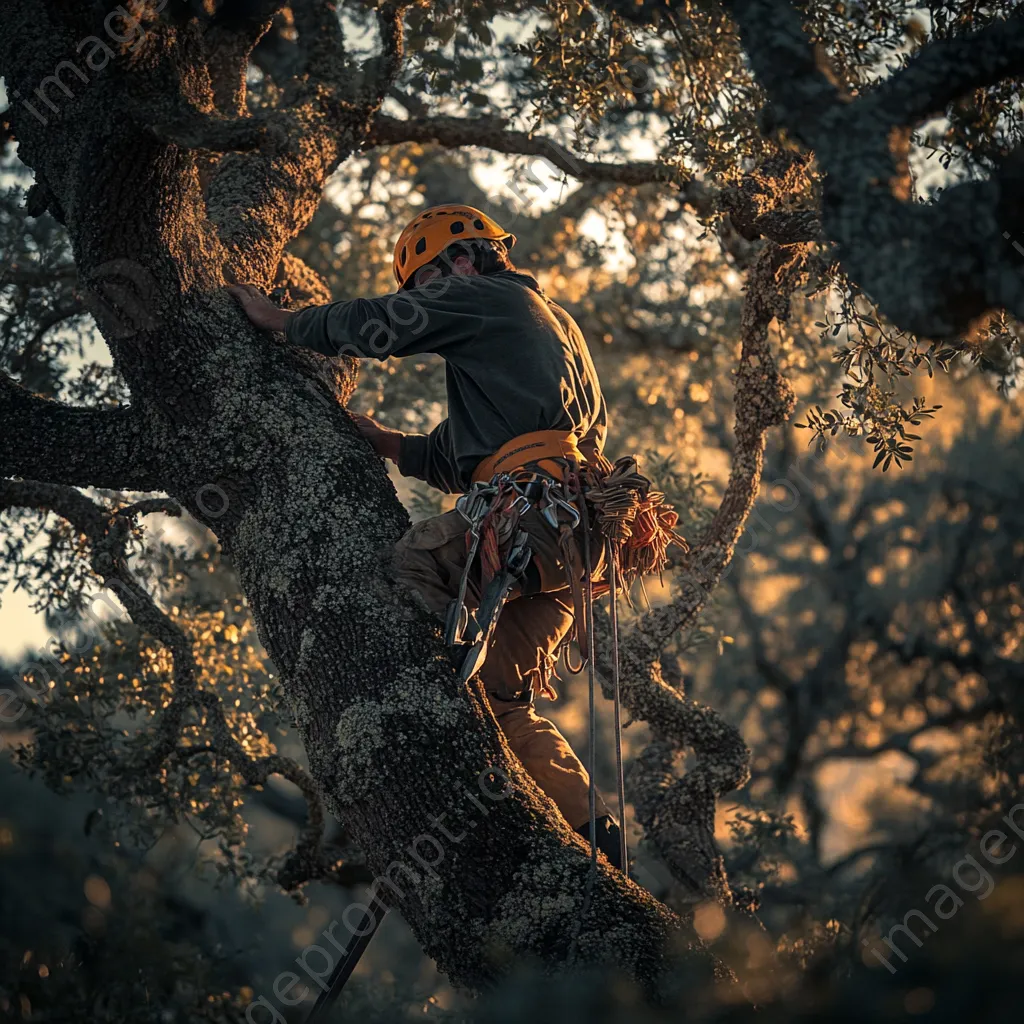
[
  {"x1": 473, "y1": 218, "x2": 485, "y2": 229},
  {"x1": 400, "y1": 246, "x2": 407, "y2": 266},
  {"x1": 450, "y1": 221, "x2": 465, "y2": 234},
  {"x1": 415, "y1": 237, "x2": 427, "y2": 255}
]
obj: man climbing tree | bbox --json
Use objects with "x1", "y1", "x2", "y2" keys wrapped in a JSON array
[
  {"x1": 0, "y1": 2, "x2": 711, "y2": 1000},
  {"x1": 231, "y1": 204, "x2": 686, "y2": 876},
  {"x1": 230, "y1": 206, "x2": 632, "y2": 865}
]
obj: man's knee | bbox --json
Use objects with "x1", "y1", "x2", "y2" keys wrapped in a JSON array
[
  {"x1": 390, "y1": 531, "x2": 452, "y2": 615},
  {"x1": 480, "y1": 596, "x2": 569, "y2": 702},
  {"x1": 491, "y1": 701, "x2": 559, "y2": 753},
  {"x1": 488, "y1": 693, "x2": 533, "y2": 726}
]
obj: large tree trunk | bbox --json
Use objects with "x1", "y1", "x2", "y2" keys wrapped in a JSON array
[{"x1": 0, "y1": 2, "x2": 687, "y2": 991}]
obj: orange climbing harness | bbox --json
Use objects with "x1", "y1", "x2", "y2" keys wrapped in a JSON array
[
  {"x1": 450, "y1": 436, "x2": 687, "y2": 894},
  {"x1": 471, "y1": 429, "x2": 586, "y2": 485}
]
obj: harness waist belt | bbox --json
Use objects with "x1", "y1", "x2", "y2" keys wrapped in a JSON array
[{"x1": 471, "y1": 430, "x2": 586, "y2": 485}]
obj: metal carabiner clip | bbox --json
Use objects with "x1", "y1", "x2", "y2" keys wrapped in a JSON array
[
  {"x1": 550, "y1": 492, "x2": 581, "y2": 530},
  {"x1": 456, "y1": 486, "x2": 491, "y2": 526},
  {"x1": 508, "y1": 493, "x2": 531, "y2": 517}
]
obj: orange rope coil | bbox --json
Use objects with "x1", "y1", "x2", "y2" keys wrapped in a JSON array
[{"x1": 583, "y1": 456, "x2": 688, "y2": 590}]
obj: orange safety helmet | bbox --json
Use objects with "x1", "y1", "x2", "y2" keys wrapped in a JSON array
[{"x1": 392, "y1": 204, "x2": 516, "y2": 288}]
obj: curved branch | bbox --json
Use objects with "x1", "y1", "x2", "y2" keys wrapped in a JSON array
[
  {"x1": 630, "y1": 242, "x2": 804, "y2": 656},
  {"x1": 596, "y1": 242, "x2": 805, "y2": 906},
  {"x1": 204, "y1": 1, "x2": 365, "y2": 281},
  {"x1": 365, "y1": 113, "x2": 700, "y2": 193},
  {"x1": 726, "y1": 0, "x2": 1024, "y2": 338},
  {"x1": 361, "y1": 2, "x2": 407, "y2": 107},
  {"x1": 1, "y1": 263, "x2": 77, "y2": 288},
  {"x1": 805, "y1": 697, "x2": 1002, "y2": 770},
  {"x1": 872, "y1": 8, "x2": 1024, "y2": 124},
  {"x1": 719, "y1": 151, "x2": 822, "y2": 245},
  {"x1": 176, "y1": 0, "x2": 287, "y2": 112},
  {"x1": 138, "y1": 104, "x2": 268, "y2": 152},
  {"x1": 291, "y1": 0, "x2": 348, "y2": 82},
  {"x1": 0, "y1": 374, "x2": 162, "y2": 491},
  {"x1": 0, "y1": 480, "x2": 339, "y2": 891}
]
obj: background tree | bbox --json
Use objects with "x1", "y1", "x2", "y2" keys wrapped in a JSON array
[{"x1": 1, "y1": 1, "x2": 1022, "y2": 1020}]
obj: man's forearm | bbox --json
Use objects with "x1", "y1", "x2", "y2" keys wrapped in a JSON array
[
  {"x1": 285, "y1": 304, "x2": 336, "y2": 356},
  {"x1": 398, "y1": 430, "x2": 462, "y2": 494},
  {"x1": 287, "y1": 298, "x2": 390, "y2": 359}
]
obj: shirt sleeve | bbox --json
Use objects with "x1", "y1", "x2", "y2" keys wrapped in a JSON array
[
  {"x1": 285, "y1": 276, "x2": 484, "y2": 361},
  {"x1": 396, "y1": 420, "x2": 463, "y2": 494}
]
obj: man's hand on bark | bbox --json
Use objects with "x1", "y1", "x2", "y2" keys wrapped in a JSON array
[
  {"x1": 226, "y1": 284, "x2": 295, "y2": 333},
  {"x1": 350, "y1": 412, "x2": 404, "y2": 464}
]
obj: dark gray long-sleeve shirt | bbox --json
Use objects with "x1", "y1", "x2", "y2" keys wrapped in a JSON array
[{"x1": 286, "y1": 270, "x2": 606, "y2": 493}]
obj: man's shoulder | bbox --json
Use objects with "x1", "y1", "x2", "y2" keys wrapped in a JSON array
[
  {"x1": 442, "y1": 271, "x2": 548, "y2": 317},
  {"x1": 401, "y1": 270, "x2": 541, "y2": 303},
  {"x1": 473, "y1": 270, "x2": 543, "y2": 295}
]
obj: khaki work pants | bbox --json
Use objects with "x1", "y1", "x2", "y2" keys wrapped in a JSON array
[{"x1": 392, "y1": 505, "x2": 608, "y2": 829}]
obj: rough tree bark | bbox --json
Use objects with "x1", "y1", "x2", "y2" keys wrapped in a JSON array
[{"x1": 0, "y1": 0, "x2": 792, "y2": 993}]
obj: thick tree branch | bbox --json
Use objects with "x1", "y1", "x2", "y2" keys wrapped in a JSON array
[
  {"x1": 362, "y1": 111, "x2": 821, "y2": 256},
  {"x1": 361, "y1": 2, "x2": 407, "y2": 107},
  {"x1": 273, "y1": 251, "x2": 332, "y2": 307},
  {"x1": 136, "y1": 102, "x2": 269, "y2": 152},
  {"x1": 0, "y1": 374, "x2": 162, "y2": 491},
  {"x1": 290, "y1": 0, "x2": 349, "y2": 81},
  {"x1": 719, "y1": 151, "x2": 821, "y2": 246},
  {"x1": 365, "y1": 113, "x2": 697, "y2": 192},
  {"x1": 726, "y1": 0, "x2": 1024, "y2": 338},
  {"x1": 251, "y1": 9, "x2": 303, "y2": 84},
  {"x1": 203, "y1": 1, "x2": 370, "y2": 281},
  {"x1": 872, "y1": 8, "x2": 1024, "y2": 124},
  {"x1": 1, "y1": 263, "x2": 78, "y2": 288},
  {"x1": 805, "y1": 697, "x2": 1002, "y2": 770}
]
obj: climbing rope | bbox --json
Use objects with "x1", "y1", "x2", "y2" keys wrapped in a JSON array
[
  {"x1": 606, "y1": 539, "x2": 629, "y2": 879},
  {"x1": 567, "y1": 473, "x2": 599, "y2": 962}
]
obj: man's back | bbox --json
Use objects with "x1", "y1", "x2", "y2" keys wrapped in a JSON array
[{"x1": 286, "y1": 271, "x2": 606, "y2": 492}]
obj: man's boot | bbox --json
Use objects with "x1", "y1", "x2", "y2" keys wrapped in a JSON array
[{"x1": 575, "y1": 814, "x2": 624, "y2": 871}]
